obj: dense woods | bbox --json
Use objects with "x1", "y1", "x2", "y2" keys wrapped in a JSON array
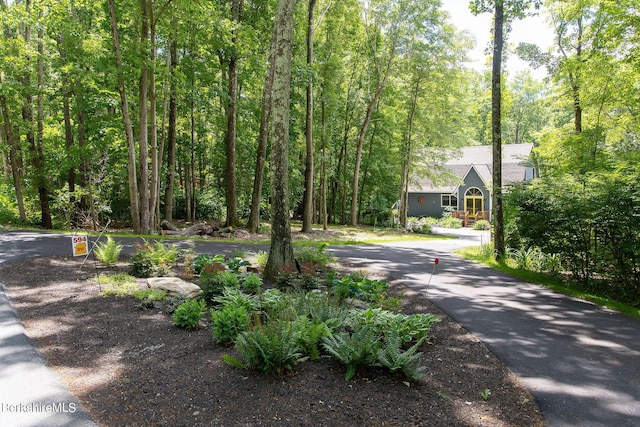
[{"x1": 1, "y1": 1, "x2": 638, "y2": 300}]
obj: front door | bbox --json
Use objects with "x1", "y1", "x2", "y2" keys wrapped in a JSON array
[{"x1": 464, "y1": 188, "x2": 483, "y2": 217}]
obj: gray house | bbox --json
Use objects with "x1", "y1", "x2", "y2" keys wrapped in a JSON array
[{"x1": 407, "y1": 143, "x2": 537, "y2": 221}]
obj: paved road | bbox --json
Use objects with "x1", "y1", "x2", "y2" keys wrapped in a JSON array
[
  {"x1": 1, "y1": 229, "x2": 639, "y2": 426},
  {"x1": 330, "y1": 229, "x2": 640, "y2": 427}
]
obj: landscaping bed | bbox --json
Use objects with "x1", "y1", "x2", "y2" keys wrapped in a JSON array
[{"x1": 0, "y1": 256, "x2": 544, "y2": 426}]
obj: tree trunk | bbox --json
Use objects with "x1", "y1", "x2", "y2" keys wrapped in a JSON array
[
  {"x1": 35, "y1": 22, "x2": 52, "y2": 229},
  {"x1": 0, "y1": 81, "x2": 26, "y2": 222},
  {"x1": 148, "y1": 0, "x2": 159, "y2": 230},
  {"x1": 224, "y1": 0, "x2": 243, "y2": 227},
  {"x1": 349, "y1": 49, "x2": 394, "y2": 226},
  {"x1": 301, "y1": 0, "x2": 317, "y2": 232},
  {"x1": 491, "y1": 1, "x2": 505, "y2": 261},
  {"x1": 319, "y1": 88, "x2": 328, "y2": 230},
  {"x1": 108, "y1": 0, "x2": 141, "y2": 233},
  {"x1": 164, "y1": 32, "x2": 178, "y2": 222},
  {"x1": 247, "y1": 28, "x2": 277, "y2": 234},
  {"x1": 400, "y1": 77, "x2": 420, "y2": 228},
  {"x1": 264, "y1": 0, "x2": 297, "y2": 279},
  {"x1": 138, "y1": 0, "x2": 150, "y2": 233}
]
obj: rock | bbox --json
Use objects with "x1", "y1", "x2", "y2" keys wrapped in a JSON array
[
  {"x1": 160, "y1": 220, "x2": 179, "y2": 231},
  {"x1": 233, "y1": 229, "x2": 251, "y2": 240},
  {"x1": 181, "y1": 222, "x2": 214, "y2": 236},
  {"x1": 147, "y1": 277, "x2": 203, "y2": 299}
]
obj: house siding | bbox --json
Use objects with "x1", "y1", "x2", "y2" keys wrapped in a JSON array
[
  {"x1": 407, "y1": 193, "x2": 442, "y2": 218},
  {"x1": 458, "y1": 167, "x2": 490, "y2": 212}
]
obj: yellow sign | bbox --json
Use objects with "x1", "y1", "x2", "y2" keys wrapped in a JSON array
[{"x1": 72, "y1": 235, "x2": 88, "y2": 256}]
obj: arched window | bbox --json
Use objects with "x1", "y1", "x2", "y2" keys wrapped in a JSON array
[{"x1": 464, "y1": 187, "x2": 484, "y2": 216}]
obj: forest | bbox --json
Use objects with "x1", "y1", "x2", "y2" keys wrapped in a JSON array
[{"x1": 0, "y1": 1, "x2": 638, "y2": 302}]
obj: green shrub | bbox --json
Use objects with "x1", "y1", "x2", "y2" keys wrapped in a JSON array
[
  {"x1": 210, "y1": 305, "x2": 251, "y2": 344},
  {"x1": 295, "y1": 243, "x2": 335, "y2": 268},
  {"x1": 94, "y1": 236, "x2": 123, "y2": 266},
  {"x1": 172, "y1": 299, "x2": 206, "y2": 329},
  {"x1": 330, "y1": 272, "x2": 388, "y2": 303},
  {"x1": 406, "y1": 217, "x2": 432, "y2": 234},
  {"x1": 130, "y1": 240, "x2": 178, "y2": 278},
  {"x1": 226, "y1": 257, "x2": 250, "y2": 272},
  {"x1": 439, "y1": 215, "x2": 463, "y2": 228},
  {"x1": 275, "y1": 270, "x2": 319, "y2": 291},
  {"x1": 240, "y1": 272, "x2": 263, "y2": 293},
  {"x1": 473, "y1": 220, "x2": 491, "y2": 230},
  {"x1": 199, "y1": 270, "x2": 240, "y2": 302},
  {"x1": 193, "y1": 254, "x2": 226, "y2": 275},
  {"x1": 224, "y1": 317, "x2": 307, "y2": 375}
]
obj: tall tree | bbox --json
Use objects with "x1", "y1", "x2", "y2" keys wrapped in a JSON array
[
  {"x1": 300, "y1": 0, "x2": 317, "y2": 232},
  {"x1": 108, "y1": 0, "x2": 141, "y2": 233},
  {"x1": 264, "y1": 0, "x2": 297, "y2": 279},
  {"x1": 471, "y1": 0, "x2": 541, "y2": 261},
  {"x1": 223, "y1": 0, "x2": 243, "y2": 227}
]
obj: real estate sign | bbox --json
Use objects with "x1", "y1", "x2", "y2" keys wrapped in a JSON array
[{"x1": 71, "y1": 235, "x2": 88, "y2": 257}]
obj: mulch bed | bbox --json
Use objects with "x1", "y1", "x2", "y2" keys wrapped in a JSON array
[{"x1": 0, "y1": 256, "x2": 544, "y2": 426}]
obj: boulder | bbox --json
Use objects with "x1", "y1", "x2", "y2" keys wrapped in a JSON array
[{"x1": 146, "y1": 277, "x2": 202, "y2": 299}]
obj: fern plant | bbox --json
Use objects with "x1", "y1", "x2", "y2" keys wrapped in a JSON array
[
  {"x1": 225, "y1": 317, "x2": 307, "y2": 375},
  {"x1": 94, "y1": 236, "x2": 122, "y2": 266},
  {"x1": 376, "y1": 330, "x2": 426, "y2": 381},
  {"x1": 321, "y1": 325, "x2": 381, "y2": 381}
]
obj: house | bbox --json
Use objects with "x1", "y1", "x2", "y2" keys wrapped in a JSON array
[{"x1": 407, "y1": 143, "x2": 537, "y2": 222}]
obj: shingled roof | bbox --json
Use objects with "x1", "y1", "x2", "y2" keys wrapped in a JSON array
[{"x1": 409, "y1": 143, "x2": 535, "y2": 193}]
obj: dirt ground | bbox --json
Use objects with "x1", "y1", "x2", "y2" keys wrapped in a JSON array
[{"x1": 0, "y1": 256, "x2": 545, "y2": 427}]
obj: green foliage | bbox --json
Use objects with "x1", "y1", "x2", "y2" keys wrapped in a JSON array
[
  {"x1": 406, "y1": 217, "x2": 432, "y2": 234},
  {"x1": 199, "y1": 271, "x2": 241, "y2": 303},
  {"x1": 172, "y1": 299, "x2": 207, "y2": 330},
  {"x1": 473, "y1": 220, "x2": 491, "y2": 230},
  {"x1": 330, "y1": 272, "x2": 388, "y2": 303},
  {"x1": 439, "y1": 214, "x2": 463, "y2": 229},
  {"x1": 275, "y1": 270, "x2": 320, "y2": 291},
  {"x1": 231, "y1": 317, "x2": 307, "y2": 375},
  {"x1": 254, "y1": 251, "x2": 269, "y2": 268},
  {"x1": 130, "y1": 240, "x2": 179, "y2": 278},
  {"x1": 505, "y1": 174, "x2": 640, "y2": 306},
  {"x1": 213, "y1": 288, "x2": 260, "y2": 312},
  {"x1": 99, "y1": 273, "x2": 138, "y2": 296},
  {"x1": 376, "y1": 330, "x2": 426, "y2": 381},
  {"x1": 349, "y1": 308, "x2": 440, "y2": 347},
  {"x1": 240, "y1": 272, "x2": 263, "y2": 293},
  {"x1": 94, "y1": 236, "x2": 122, "y2": 266},
  {"x1": 210, "y1": 305, "x2": 251, "y2": 345},
  {"x1": 132, "y1": 289, "x2": 168, "y2": 301},
  {"x1": 226, "y1": 257, "x2": 250, "y2": 272},
  {"x1": 291, "y1": 315, "x2": 330, "y2": 360},
  {"x1": 321, "y1": 325, "x2": 381, "y2": 381},
  {"x1": 193, "y1": 254, "x2": 226, "y2": 275},
  {"x1": 295, "y1": 243, "x2": 335, "y2": 268}
]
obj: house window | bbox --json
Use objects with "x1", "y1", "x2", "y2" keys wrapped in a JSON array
[{"x1": 441, "y1": 194, "x2": 458, "y2": 208}]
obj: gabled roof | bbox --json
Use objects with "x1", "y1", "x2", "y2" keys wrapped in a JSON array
[{"x1": 409, "y1": 143, "x2": 535, "y2": 193}]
